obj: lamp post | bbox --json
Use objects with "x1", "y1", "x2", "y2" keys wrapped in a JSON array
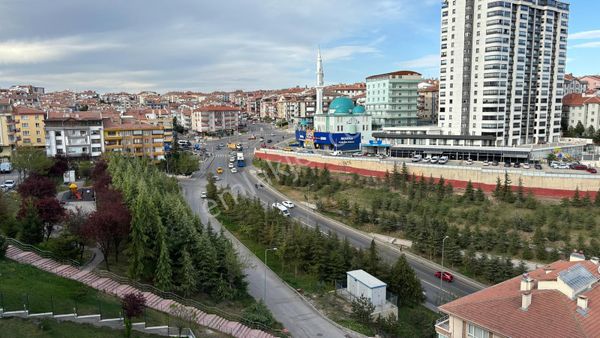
[
  {"x1": 264, "y1": 247, "x2": 278, "y2": 302},
  {"x1": 440, "y1": 236, "x2": 450, "y2": 292}
]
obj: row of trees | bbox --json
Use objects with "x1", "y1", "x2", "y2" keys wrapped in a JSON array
[
  {"x1": 257, "y1": 160, "x2": 589, "y2": 284},
  {"x1": 212, "y1": 180, "x2": 430, "y2": 336},
  {"x1": 104, "y1": 156, "x2": 246, "y2": 300}
]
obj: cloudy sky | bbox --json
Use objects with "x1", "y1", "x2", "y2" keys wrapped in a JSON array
[{"x1": 0, "y1": 0, "x2": 598, "y2": 93}]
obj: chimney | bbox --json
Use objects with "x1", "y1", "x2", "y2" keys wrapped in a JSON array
[
  {"x1": 591, "y1": 257, "x2": 599, "y2": 265},
  {"x1": 522, "y1": 291, "x2": 532, "y2": 311},
  {"x1": 570, "y1": 250, "x2": 586, "y2": 262},
  {"x1": 577, "y1": 295, "x2": 589, "y2": 310},
  {"x1": 520, "y1": 273, "x2": 533, "y2": 291}
]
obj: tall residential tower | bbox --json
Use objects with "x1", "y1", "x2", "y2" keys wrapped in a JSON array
[{"x1": 438, "y1": 0, "x2": 570, "y2": 146}]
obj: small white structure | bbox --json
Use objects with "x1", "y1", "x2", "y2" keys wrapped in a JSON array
[{"x1": 346, "y1": 269, "x2": 386, "y2": 307}]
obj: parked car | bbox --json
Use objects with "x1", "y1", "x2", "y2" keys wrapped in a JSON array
[
  {"x1": 587, "y1": 168, "x2": 597, "y2": 174},
  {"x1": 201, "y1": 191, "x2": 207, "y2": 198},
  {"x1": 504, "y1": 162, "x2": 512, "y2": 168},
  {"x1": 559, "y1": 163, "x2": 570, "y2": 169},
  {"x1": 514, "y1": 163, "x2": 521, "y2": 168},
  {"x1": 438, "y1": 156, "x2": 449, "y2": 164},
  {"x1": 534, "y1": 163, "x2": 543, "y2": 170},
  {"x1": 431, "y1": 156, "x2": 439, "y2": 164},
  {"x1": 570, "y1": 164, "x2": 588, "y2": 170},
  {"x1": 522, "y1": 163, "x2": 531, "y2": 169},
  {"x1": 412, "y1": 154, "x2": 423, "y2": 162},
  {"x1": 283, "y1": 147, "x2": 293, "y2": 152},
  {"x1": 482, "y1": 161, "x2": 490, "y2": 166},
  {"x1": 0, "y1": 162, "x2": 12, "y2": 173},
  {"x1": 435, "y1": 271, "x2": 454, "y2": 282},
  {"x1": 423, "y1": 156, "x2": 432, "y2": 163},
  {"x1": 282, "y1": 200, "x2": 295, "y2": 208},
  {"x1": 330, "y1": 150, "x2": 342, "y2": 156},
  {"x1": 2, "y1": 179, "x2": 16, "y2": 190},
  {"x1": 492, "y1": 160, "x2": 499, "y2": 166},
  {"x1": 465, "y1": 158, "x2": 473, "y2": 165}
]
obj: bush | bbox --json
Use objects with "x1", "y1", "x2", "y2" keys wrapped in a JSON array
[
  {"x1": 0, "y1": 234, "x2": 7, "y2": 259},
  {"x1": 351, "y1": 296, "x2": 375, "y2": 325},
  {"x1": 38, "y1": 234, "x2": 81, "y2": 261},
  {"x1": 242, "y1": 300, "x2": 276, "y2": 328}
]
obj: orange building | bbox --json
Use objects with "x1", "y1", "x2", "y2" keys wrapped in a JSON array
[{"x1": 13, "y1": 106, "x2": 46, "y2": 147}]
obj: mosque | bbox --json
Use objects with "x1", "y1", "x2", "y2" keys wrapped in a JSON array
[{"x1": 295, "y1": 50, "x2": 371, "y2": 151}]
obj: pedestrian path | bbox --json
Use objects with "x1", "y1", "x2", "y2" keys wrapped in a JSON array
[{"x1": 4, "y1": 245, "x2": 277, "y2": 338}]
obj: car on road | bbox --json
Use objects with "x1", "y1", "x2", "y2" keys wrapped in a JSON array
[
  {"x1": 228, "y1": 162, "x2": 234, "y2": 168},
  {"x1": 587, "y1": 168, "x2": 597, "y2": 174},
  {"x1": 266, "y1": 139, "x2": 272, "y2": 143},
  {"x1": 270, "y1": 133, "x2": 276, "y2": 136},
  {"x1": 2, "y1": 179, "x2": 16, "y2": 191},
  {"x1": 283, "y1": 147, "x2": 293, "y2": 152},
  {"x1": 248, "y1": 135, "x2": 256, "y2": 140},
  {"x1": 282, "y1": 201, "x2": 294, "y2": 208},
  {"x1": 229, "y1": 157, "x2": 235, "y2": 162},
  {"x1": 271, "y1": 202, "x2": 290, "y2": 217},
  {"x1": 216, "y1": 167, "x2": 224, "y2": 174},
  {"x1": 570, "y1": 163, "x2": 588, "y2": 170},
  {"x1": 201, "y1": 191, "x2": 207, "y2": 198},
  {"x1": 231, "y1": 167, "x2": 238, "y2": 173},
  {"x1": 534, "y1": 163, "x2": 543, "y2": 170},
  {"x1": 435, "y1": 271, "x2": 454, "y2": 282}
]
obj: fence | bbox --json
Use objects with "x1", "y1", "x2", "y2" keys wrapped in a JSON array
[{"x1": 5, "y1": 237, "x2": 83, "y2": 267}]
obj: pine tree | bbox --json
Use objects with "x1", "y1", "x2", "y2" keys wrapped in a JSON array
[
  {"x1": 572, "y1": 187, "x2": 581, "y2": 207},
  {"x1": 154, "y1": 224, "x2": 172, "y2": 290},
  {"x1": 386, "y1": 255, "x2": 424, "y2": 307},
  {"x1": 493, "y1": 177, "x2": 502, "y2": 199},
  {"x1": 502, "y1": 172, "x2": 513, "y2": 202},
  {"x1": 516, "y1": 178, "x2": 525, "y2": 203},
  {"x1": 366, "y1": 239, "x2": 380, "y2": 275},
  {"x1": 128, "y1": 183, "x2": 151, "y2": 280},
  {"x1": 178, "y1": 249, "x2": 198, "y2": 297},
  {"x1": 464, "y1": 180, "x2": 475, "y2": 202},
  {"x1": 595, "y1": 189, "x2": 600, "y2": 207},
  {"x1": 475, "y1": 187, "x2": 486, "y2": 202},
  {"x1": 17, "y1": 198, "x2": 44, "y2": 244},
  {"x1": 401, "y1": 162, "x2": 410, "y2": 185},
  {"x1": 391, "y1": 163, "x2": 400, "y2": 189}
]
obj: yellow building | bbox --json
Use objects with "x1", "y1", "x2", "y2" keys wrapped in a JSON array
[
  {"x1": 13, "y1": 106, "x2": 46, "y2": 147},
  {"x1": 0, "y1": 99, "x2": 15, "y2": 159},
  {"x1": 103, "y1": 114, "x2": 166, "y2": 160}
]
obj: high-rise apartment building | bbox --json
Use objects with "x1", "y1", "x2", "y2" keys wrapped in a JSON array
[
  {"x1": 366, "y1": 71, "x2": 421, "y2": 129},
  {"x1": 438, "y1": 0, "x2": 569, "y2": 146}
]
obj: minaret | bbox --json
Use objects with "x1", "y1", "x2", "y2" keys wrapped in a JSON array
[{"x1": 316, "y1": 48, "x2": 324, "y2": 115}]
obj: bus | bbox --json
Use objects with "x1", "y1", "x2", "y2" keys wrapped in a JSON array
[{"x1": 236, "y1": 152, "x2": 245, "y2": 167}]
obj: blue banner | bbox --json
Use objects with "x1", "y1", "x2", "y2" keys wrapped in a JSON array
[{"x1": 295, "y1": 130, "x2": 361, "y2": 151}]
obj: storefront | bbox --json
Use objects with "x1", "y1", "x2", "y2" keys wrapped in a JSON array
[{"x1": 295, "y1": 130, "x2": 361, "y2": 151}]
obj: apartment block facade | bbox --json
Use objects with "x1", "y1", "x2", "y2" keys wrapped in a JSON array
[
  {"x1": 103, "y1": 115, "x2": 166, "y2": 160},
  {"x1": 45, "y1": 111, "x2": 104, "y2": 158},
  {"x1": 366, "y1": 71, "x2": 421, "y2": 130},
  {"x1": 438, "y1": 0, "x2": 570, "y2": 146},
  {"x1": 191, "y1": 106, "x2": 240, "y2": 135},
  {"x1": 0, "y1": 99, "x2": 15, "y2": 159},
  {"x1": 13, "y1": 106, "x2": 46, "y2": 147}
]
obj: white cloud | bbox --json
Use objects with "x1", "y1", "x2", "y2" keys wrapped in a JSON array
[
  {"x1": 571, "y1": 41, "x2": 600, "y2": 49},
  {"x1": 396, "y1": 54, "x2": 440, "y2": 69},
  {"x1": 0, "y1": 37, "x2": 120, "y2": 64},
  {"x1": 569, "y1": 30, "x2": 600, "y2": 40}
]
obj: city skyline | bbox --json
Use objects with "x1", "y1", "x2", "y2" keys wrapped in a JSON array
[{"x1": 0, "y1": 0, "x2": 598, "y2": 93}]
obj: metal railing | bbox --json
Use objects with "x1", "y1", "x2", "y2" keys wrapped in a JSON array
[{"x1": 6, "y1": 238, "x2": 82, "y2": 267}]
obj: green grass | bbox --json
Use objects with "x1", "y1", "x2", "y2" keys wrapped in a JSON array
[
  {"x1": 0, "y1": 259, "x2": 173, "y2": 326},
  {"x1": 0, "y1": 317, "x2": 163, "y2": 338}
]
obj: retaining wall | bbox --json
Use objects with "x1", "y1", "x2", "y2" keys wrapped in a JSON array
[{"x1": 255, "y1": 149, "x2": 600, "y2": 199}]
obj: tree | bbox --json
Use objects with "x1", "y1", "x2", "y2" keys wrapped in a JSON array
[
  {"x1": 366, "y1": 239, "x2": 380, "y2": 275},
  {"x1": 47, "y1": 156, "x2": 69, "y2": 178},
  {"x1": 574, "y1": 121, "x2": 585, "y2": 137},
  {"x1": 122, "y1": 292, "x2": 146, "y2": 338},
  {"x1": 493, "y1": 177, "x2": 502, "y2": 199},
  {"x1": 386, "y1": 254, "x2": 424, "y2": 306},
  {"x1": 36, "y1": 197, "x2": 65, "y2": 240},
  {"x1": 169, "y1": 304, "x2": 198, "y2": 337},
  {"x1": 206, "y1": 175, "x2": 218, "y2": 201},
  {"x1": 17, "y1": 198, "x2": 44, "y2": 244},
  {"x1": 463, "y1": 180, "x2": 475, "y2": 202},
  {"x1": 0, "y1": 234, "x2": 7, "y2": 259},
  {"x1": 242, "y1": 300, "x2": 276, "y2": 328},
  {"x1": 12, "y1": 146, "x2": 53, "y2": 177},
  {"x1": 17, "y1": 174, "x2": 57, "y2": 199},
  {"x1": 154, "y1": 225, "x2": 173, "y2": 291},
  {"x1": 351, "y1": 296, "x2": 375, "y2": 325}
]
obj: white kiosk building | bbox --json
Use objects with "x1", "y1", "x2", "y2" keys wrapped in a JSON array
[{"x1": 346, "y1": 269, "x2": 387, "y2": 307}]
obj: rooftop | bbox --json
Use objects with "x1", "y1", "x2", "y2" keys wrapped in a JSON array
[
  {"x1": 439, "y1": 257, "x2": 600, "y2": 338},
  {"x1": 366, "y1": 70, "x2": 421, "y2": 80},
  {"x1": 347, "y1": 269, "x2": 386, "y2": 288}
]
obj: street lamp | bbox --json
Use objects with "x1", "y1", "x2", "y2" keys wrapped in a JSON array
[
  {"x1": 264, "y1": 247, "x2": 278, "y2": 302},
  {"x1": 440, "y1": 235, "x2": 450, "y2": 292}
]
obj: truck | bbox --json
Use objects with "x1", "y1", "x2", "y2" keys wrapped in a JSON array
[
  {"x1": 227, "y1": 143, "x2": 237, "y2": 150},
  {"x1": 236, "y1": 152, "x2": 245, "y2": 167}
]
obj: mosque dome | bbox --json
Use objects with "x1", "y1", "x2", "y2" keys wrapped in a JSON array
[
  {"x1": 352, "y1": 105, "x2": 365, "y2": 114},
  {"x1": 328, "y1": 97, "x2": 355, "y2": 114}
]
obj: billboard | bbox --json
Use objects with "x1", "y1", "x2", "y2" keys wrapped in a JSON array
[{"x1": 295, "y1": 130, "x2": 360, "y2": 151}]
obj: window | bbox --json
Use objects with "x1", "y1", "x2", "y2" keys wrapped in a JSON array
[
  {"x1": 22, "y1": 123, "x2": 29, "y2": 128},
  {"x1": 467, "y1": 324, "x2": 489, "y2": 338}
]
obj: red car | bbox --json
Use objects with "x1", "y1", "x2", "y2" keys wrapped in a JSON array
[
  {"x1": 435, "y1": 271, "x2": 454, "y2": 282},
  {"x1": 587, "y1": 168, "x2": 597, "y2": 174},
  {"x1": 570, "y1": 164, "x2": 588, "y2": 170}
]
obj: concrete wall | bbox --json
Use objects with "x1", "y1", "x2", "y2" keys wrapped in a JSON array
[{"x1": 255, "y1": 149, "x2": 600, "y2": 198}]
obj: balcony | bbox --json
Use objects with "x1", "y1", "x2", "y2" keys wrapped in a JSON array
[{"x1": 435, "y1": 315, "x2": 450, "y2": 336}]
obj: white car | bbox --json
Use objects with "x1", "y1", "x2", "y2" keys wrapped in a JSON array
[
  {"x1": 431, "y1": 156, "x2": 439, "y2": 164},
  {"x1": 465, "y1": 159, "x2": 473, "y2": 165},
  {"x1": 482, "y1": 161, "x2": 490, "y2": 166},
  {"x1": 282, "y1": 200, "x2": 294, "y2": 208},
  {"x1": 2, "y1": 179, "x2": 15, "y2": 190},
  {"x1": 438, "y1": 156, "x2": 449, "y2": 164},
  {"x1": 523, "y1": 163, "x2": 531, "y2": 169},
  {"x1": 412, "y1": 154, "x2": 422, "y2": 162},
  {"x1": 231, "y1": 167, "x2": 238, "y2": 173},
  {"x1": 201, "y1": 191, "x2": 207, "y2": 198},
  {"x1": 271, "y1": 202, "x2": 290, "y2": 217},
  {"x1": 423, "y1": 156, "x2": 432, "y2": 163},
  {"x1": 228, "y1": 162, "x2": 234, "y2": 168}
]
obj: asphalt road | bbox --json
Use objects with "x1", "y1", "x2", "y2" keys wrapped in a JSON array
[
  {"x1": 195, "y1": 124, "x2": 485, "y2": 309},
  {"x1": 179, "y1": 127, "x2": 349, "y2": 338}
]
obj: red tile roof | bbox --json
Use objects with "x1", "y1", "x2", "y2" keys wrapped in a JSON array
[
  {"x1": 46, "y1": 111, "x2": 103, "y2": 121},
  {"x1": 440, "y1": 260, "x2": 600, "y2": 338},
  {"x1": 13, "y1": 106, "x2": 44, "y2": 115},
  {"x1": 195, "y1": 105, "x2": 241, "y2": 112},
  {"x1": 563, "y1": 93, "x2": 600, "y2": 107}
]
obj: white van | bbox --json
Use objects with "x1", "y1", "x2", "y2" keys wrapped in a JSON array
[
  {"x1": 0, "y1": 162, "x2": 12, "y2": 173},
  {"x1": 271, "y1": 202, "x2": 290, "y2": 217},
  {"x1": 411, "y1": 154, "x2": 422, "y2": 162},
  {"x1": 438, "y1": 156, "x2": 449, "y2": 164}
]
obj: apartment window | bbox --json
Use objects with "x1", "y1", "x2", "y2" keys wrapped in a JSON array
[
  {"x1": 22, "y1": 123, "x2": 29, "y2": 128},
  {"x1": 467, "y1": 324, "x2": 489, "y2": 338},
  {"x1": 37, "y1": 138, "x2": 42, "y2": 143},
  {"x1": 23, "y1": 131, "x2": 30, "y2": 136}
]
